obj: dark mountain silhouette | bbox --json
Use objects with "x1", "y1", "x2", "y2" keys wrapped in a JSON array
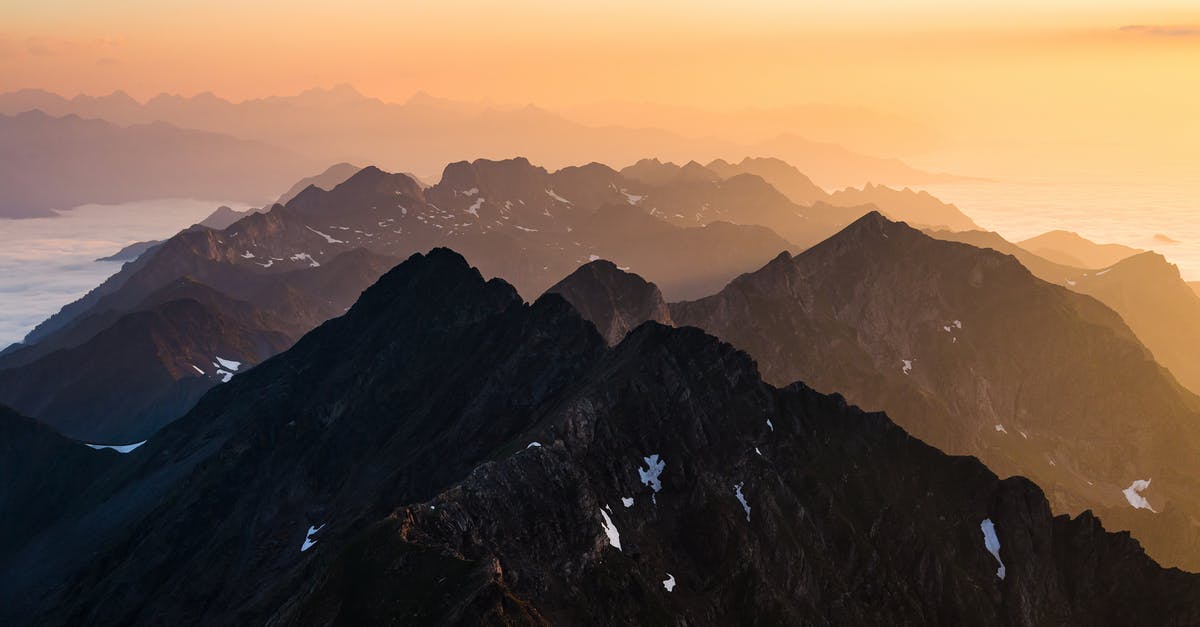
[
  {"x1": 5, "y1": 249, "x2": 1198, "y2": 625},
  {"x1": 828, "y1": 182, "x2": 980, "y2": 231},
  {"x1": 0, "y1": 87, "x2": 962, "y2": 189},
  {"x1": 275, "y1": 162, "x2": 362, "y2": 205},
  {"x1": 0, "y1": 111, "x2": 316, "y2": 218},
  {"x1": 705, "y1": 156, "x2": 830, "y2": 205},
  {"x1": 672, "y1": 212, "x2": 1200, "y2": 570},
  {"x1": 1018, "y1": 230, "x2": 1143, "y2": 269},
  {"x1": 545, "y1": 260, "x2": 672, "y2": 344},
  {"x1": 0, "y1": 250, "x2": 396, "y2": 441},
  {"x1": 0, "y1": 405, "x2": 112, "y2": 561}
]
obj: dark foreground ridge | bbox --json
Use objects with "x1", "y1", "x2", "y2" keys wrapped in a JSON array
[{"x1": 4, "y1": 248, "x2": 1198, "y2": 626}]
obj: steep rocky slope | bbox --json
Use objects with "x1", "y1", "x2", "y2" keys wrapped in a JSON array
[
  {"x1": 7, "y1": 249, "x2": 1198, "y2": 626},
  {"x1": 673, "y1": 212, "x2": 1200, "y2": 571}
]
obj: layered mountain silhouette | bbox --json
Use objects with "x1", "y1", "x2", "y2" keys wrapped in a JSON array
[
  {"x1": 930, "y1": 229, "x2": 1200, "y2": 396},
  {"x1": 0, "y1": 111, "x2": 315, "y2": 218},
  {"x1": 276, "y1": 162, "x2": 363, "y2": 205},
  {"x1": 1, "y1": 157, "x2": 845, "y2": 442},
  {"x1": 546, "y1": 260, "x2": 672, "y2": 344},
  {"x1": 705, "y1": 156, "x2": 829, "y2": 205},
  {"x1": 828, "y1": 182, "x2": 980, "y2": 231},
  {"x1": 1018, "y1": 230, "x2": 1143, "y2": 269},
  {"x1": 4, "y1": 249, "x2": 1197, "y2": 626},
  {"x1": 670, "y1": 212, "x2": 1200, "y2": 570},
  {"x1": 0, "y1": 87, "x2": 962, "y2": 189},
  {"x1": 0, "y1": 247, "x2": 397, "y2": 441}
]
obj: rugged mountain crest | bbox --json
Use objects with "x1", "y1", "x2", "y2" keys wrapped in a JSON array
[
  {"x1": 672, "y1": 211, "x2": 1200, "y2": 570},
  {"x1": 7, "y1": 248, "x2": 1199, "y2": 626},
  {"x1": 546, "y1": 260, "x2": 673, "y2": 344}
]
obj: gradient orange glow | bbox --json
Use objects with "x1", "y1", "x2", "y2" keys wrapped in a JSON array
[{"x1": 3, "y1": 1, "x2": 1200, "y2": 184}]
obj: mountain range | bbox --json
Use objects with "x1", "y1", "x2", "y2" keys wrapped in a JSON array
[
  {"x1": 0, "y1": 111, "x2": 316, "y2": 218},
  {"x1": 4, "y1": 143, "x2": 1200, "y2": 624},
  {"x1": 3, "y1": 249, "x2": 1197, "y2": 625},
  {"x1": 0, "y1": 86, "x2": 962, "y2": 191}
]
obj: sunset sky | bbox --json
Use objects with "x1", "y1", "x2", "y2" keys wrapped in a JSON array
[{"x1": 4, "y1": 1, "x2": 1199, "y2": 182}]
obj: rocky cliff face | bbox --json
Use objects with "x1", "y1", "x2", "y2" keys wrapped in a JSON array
[
  {"x1": 545, "y1": 260, "x2": 673, "y2": 344},
  {"x1": 8, "y1": 248, "x2": 1200, "y2": 626},
  {"x1": 672, "y1": 212, "x2": 1200, "y2": 571}
]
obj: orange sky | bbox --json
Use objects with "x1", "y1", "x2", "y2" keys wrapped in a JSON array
[{"x1": 3, "y1": 1, "x2": 1200, "y2": 183}]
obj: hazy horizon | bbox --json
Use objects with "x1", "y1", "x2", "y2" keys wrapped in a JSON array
[{"x1": 5, "y1": 1, "x2": 1200, "y2": 187}]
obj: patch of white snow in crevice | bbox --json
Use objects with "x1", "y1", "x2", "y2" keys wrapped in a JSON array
[
  {"x1": 994, "y1": 424, "x2": 1007, "y2": 434},
  {"x1": 638, "y1": 455, "x2": 665, "y2": 492},
  {"x1": 621, "y1": 190, "x2": 644, "y2": 204},
  {"x1": 290, "y1": 252, "x2": 320, "y2": 267},
  {"x1": 1095, "y1": 268, "x2": 1112, "y2": 276},
  {"x1": 462, "y1": 187, "x2": 479, "y2": 197},
  {"x1": 662, "y1": 573, "x2": 676, "y2": 591},
  {"x1": 902, "y1": 359, "x2": 914, "y2": 375},
  {"x1": 621, "y1": 497, "x2": 634, "y2": 508},
  {"x1": 766, "y1": 419, "x2": 774, "y2": 432},
  {"x1": 301, "y1": 523, "x2": 325, "y2": 553},
  {"x1": 733, "y1": 482, "x2": 751, "y2": 522},
  {"x1": 306, "y1": 226, "x2": 345, "y2": 244},
  {"x1": 599, "y1": 509, "x2": 621, "y2": 550},
  {"x1": 526, "y1": 441, "x2": 542, "y2": 448},
  {"x1": 980, "y1": 519, "x2": 1006, "y2": 579},
  {"x1": 190, "y1": 364, "x2": 205, "y2": 375},
  {"x1": 213, "y1": 356, "x2": 242, "y2": 383},
  {"x1": 466, "y1": 197, "x2": 484, "y2": 217},
  {"x1": 545, "y1": 189, "x2": 573, "y2": 205},
  {"x1": 1123, "y1": 479, "x2": 1157, "y2": 512},
  {"x1": 85, "y1": 440, "x2": 148, "y2": 454}
]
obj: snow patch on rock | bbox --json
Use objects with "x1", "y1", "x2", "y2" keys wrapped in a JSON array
[
  {"x1": 85, "y1": 440, "x2": 147, "y2": 454},
  {"x1": 981, "y1": 519, "x2": 1006, "y2": 579},
  {"x1": 639, "y1": 454, "x2": 665, "y2": 492},
  {"x1": 1123, "y1": 479, "x2": 1157, "y2": 512},
  {"x1": 599, "y1": 508, "x2": 621, "y2": 550}
]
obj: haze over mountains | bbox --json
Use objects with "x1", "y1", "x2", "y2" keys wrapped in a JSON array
[
  {"x1": 0, "y1": 86, "x2": 961, "y2": 218},
  {"x1": 0, "y1": 110, "x2": 316, "y2": 218},
  {"x1": 3, "y1": 143, "x2": 1199, "y2": 623}
]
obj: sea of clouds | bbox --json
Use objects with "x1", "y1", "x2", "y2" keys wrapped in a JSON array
[{"x1": 0, "y1": 199, "x2": 244, "y2": 347}]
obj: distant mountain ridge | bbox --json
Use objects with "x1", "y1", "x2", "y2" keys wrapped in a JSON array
[
  {"x1": 1019, "y1": 230, "x2": 1144, "y2": 269},
  {"x1": 0, "y1": 111, "x2": 316, "y2": 218},
  {"x1": 0, "y1": 87, "x2": 966, "y2": 189},
  {"x1": 929, "y1": 228, "x2": 1200, "y2": 396}
]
